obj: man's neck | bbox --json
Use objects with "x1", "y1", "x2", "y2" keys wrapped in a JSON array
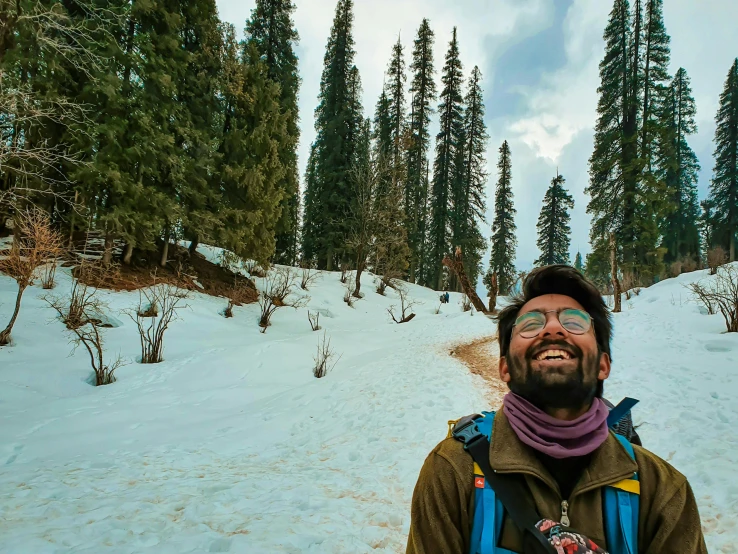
[{"x1": 544, "y1": 404, "x2": 591, "y2": 421}]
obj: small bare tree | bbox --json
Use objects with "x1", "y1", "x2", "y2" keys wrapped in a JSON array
[
  {"x1": 40, "y1": 258, "x2": 58, "y2": 289},
  {"x1": 224, "y1": 277, "x2": 253, "y2": 318},
  {"x1": 699, "y1": 265, "x2": 738, "y2": 332},
  {"x1": 44, "y1": 280, "x2": 123, "y2": 386},
  {"x1": 300, "y1": 267, "x2": 320, "y2": 290},
  {"x1": 686, "y1": 281, "x2": 717, "y2": 315},
  {"x1": 388, "y1": 286, "x2": 418, "y2": 324},
  {"x1": 343, "y1": 274, "x2": 357, "y2": 307},
  {"x1": 127, "y1": 282, "x2": 189, "y2": 363},
  {"x1": 258, "y1": 267, "x2": 308, "y2": 331},
  {"x1": 461, "y1": 294, "x2": 472, "y2": 312},
  {"x1": 313, "y1": 331, "x2": 341, "y2": 378},
  {"x1": 707, "y1": 246, "x2": 728, "y2": 276},
  {"x1": 0, "y1": 208, "x2": 64, "y2": 345},
  {"x1": 307, "y1": 310, "x2": 321, "y2": 331}
]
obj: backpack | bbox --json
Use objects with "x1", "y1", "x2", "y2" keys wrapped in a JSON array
[{"x1": 449, "y1": 400, "x2": 641, "y2": 554}]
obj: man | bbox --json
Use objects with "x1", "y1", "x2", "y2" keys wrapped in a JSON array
[{"x1": 405, "y1": 265, "x2": 706, "y2": 553}]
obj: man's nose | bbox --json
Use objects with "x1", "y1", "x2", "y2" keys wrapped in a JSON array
[{"x1": 540, "y1": 312, "x2": 568, "y2": 337}]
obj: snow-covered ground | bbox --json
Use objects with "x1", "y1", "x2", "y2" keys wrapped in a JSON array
[{"x1": 0, "y1": 252, "x2": 736, "y2": 553}]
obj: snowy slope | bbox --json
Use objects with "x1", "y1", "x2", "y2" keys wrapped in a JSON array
[{"x1": 0, "y1": 256, "x2": 736, "y2": 553}]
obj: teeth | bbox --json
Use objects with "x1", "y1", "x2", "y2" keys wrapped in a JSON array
[{"x1": 535, "y1": 349, "x2": 572, "y2": 361}]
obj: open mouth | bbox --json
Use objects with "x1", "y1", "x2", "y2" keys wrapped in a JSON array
[{"x1": 533, "y1": 349, "x2": 574, "y2": 361}]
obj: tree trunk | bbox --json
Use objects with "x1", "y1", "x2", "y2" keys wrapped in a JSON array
[
  {"x1": 610, "y1": 232, "x2": 622, "y2": 313},
  {"x1": 123, "y1": 242, "x2": 134, "y2": 265},
  {"x1": 0, "y1": 284, "x2": 27, "y2": 346},
  {"x1": 731, "y1": 231, "x2": 735, "y2": 263},
  {"x1": 160, "y1": 237, "x2": 169, "y2": 268},
  {"x1": 442, "y1": 246, "x2": 488, "y2": 314},
  {"x1": 189, "y1": 237, "x2": 199, "y2": 256},
  {"x1": 102, "y1": 232, "x2": 114, "y2": 266},
  {"x1": 488, "y1": 272, "x2": 498, "y2": 313},
  {"x1": 353, "y1": 262, "x2": 364, "y2": 298}
]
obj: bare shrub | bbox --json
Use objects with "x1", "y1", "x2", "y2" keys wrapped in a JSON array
[
  {"x1": 308, "y1": 310, "x2": 321, "y2": 331},
  {"x1": 686, "y1": 281, "x2": 717, "y2": 315},
  {"x1": 300, "y1": 267, "x2": 320, "y2": 290},
  {"x1": 224, "y1": 277, "x2": 252, "y2": 318},
  {"x1": 258, "y1": 267, "x2": 307, "y2": 332},
  {"x1": 45, "y1": 282, "x2": 123, "y2": 386},
  {"x1": 343, "y1": 275, "x2": 357, "y2": 307},
  {"x1": 682, "y1": 257, "x2": 698, "y2": 273},
  {"x1": 388, "y1": 286, "x2": 418, "y2": 324},
  {"x1": 708, "y1": 247, "x2": 728, "y2": 275},
  {"x1": 41, "y1": 259, "x2": 58, "y2": 289},
  {"x1": 127, "y1": 282, "x2": 189, "y2": 363},
  {"x1": 339, "y1": 262, "x2": 350, "y2": 284},
  {"x1": 313, "y1": 331, "x2": 341, "y2": 378},
  {"x1": 244, "y1": 259, "x2": 268, "y2": 278},
  {"x1": 461, "y1": 294, "x2": 472, "y2": 312},
  {"x1": 0, "y1": 208, "x2": 64, "y2": 345},
  {"x1": 670, "y1": 261, "x2": 683, "y2": 278},
  {"x1": 690, "y1": 265, "x2": 738, "y2": 332}
]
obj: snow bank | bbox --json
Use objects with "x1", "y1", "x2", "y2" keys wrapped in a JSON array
[{"x1": 0, "y1": 257, "x2": 736, "y2": 552}]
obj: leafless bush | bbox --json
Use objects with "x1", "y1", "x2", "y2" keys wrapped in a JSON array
[
  {"x1": 340, "y1": 263, "x2": 350, "y2": 284},
  {"x1": 461, "y1": 294, "x2": 472, "y2": 312},
  {"x1": 682, "y1": 257, "x2": 698, "y2": 273},
  {"x1": 375, "y1": 271, "x2": 400, "y2": 296},
  {"x1": 127, "y1": 283, "x2": 189, "y2": 363},
  {"x1": 388, "y1": 286, "x2": 418, "y2": 324},
  {"x1": 0, "y1": 208, "x2": 64, "y2": 345},
  {"x1": 40, "y1": 259, "x2": 58, "y2": 289},
  {"x1": 300, "y1": 267, "x2": 320, "y2": 290},
  {"x1": 258, "y1": 267, "x2": 308, "y2": 331},
  {"x1": 44, "y1": 284, "x2": 123, "y2": 386},
  {"x1": 688, "y1": 265, "x2": 738, "y2": 332},
  {"x1": 244, "y1": 259, "x2": 268, "y2": 278},
  {"x1": 224, "y1": 277, "x2": 252, "y2": 318},
  {"x1": 708, "y1": 247, "x2": 728, "y2": 276},
  {"x1": 343, "y1": 275, "x2": 358, "y2": 307},
  {"x1": 313, "y1": 331, "x2": 341, "y2": 378},
  {"x1": 308, "y1": 310, "x2": 321, "y2": 331},
  {"x1": 670, "y1": 261, "x2": 683, "y2": 278}
]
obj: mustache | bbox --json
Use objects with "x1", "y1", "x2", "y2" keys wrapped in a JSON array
[{"x1": 525, "y1": 339, "x2": 583, "y2": 360}]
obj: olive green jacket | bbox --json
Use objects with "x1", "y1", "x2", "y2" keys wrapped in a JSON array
[{"x1": 405, "y1": 410, "x2": 707, "y2": 553}]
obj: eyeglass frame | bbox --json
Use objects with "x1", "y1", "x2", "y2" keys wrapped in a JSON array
[{"x1": 511, "y1": 307, "x2": 593, "y2": 339}]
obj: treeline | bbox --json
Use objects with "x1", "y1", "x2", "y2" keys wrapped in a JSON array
[{"x1": 1, "y1": 0, "x2": 300, "y2": 267}]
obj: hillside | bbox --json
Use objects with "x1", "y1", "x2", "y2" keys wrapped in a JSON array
[{"x1": 0, "y1": 252, "x2": 736, "y2": 553}]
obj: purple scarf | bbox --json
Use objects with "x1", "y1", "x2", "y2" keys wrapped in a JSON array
[{"x1": 502, "y1": 392, "x2": 610, "y2": 459}]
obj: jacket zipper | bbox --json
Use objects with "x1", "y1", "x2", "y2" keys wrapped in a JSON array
[{"x1": 560, "y1": 500, "x2": 570, "y2": 527}]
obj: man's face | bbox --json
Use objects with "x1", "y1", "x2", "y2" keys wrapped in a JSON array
[{"x1": 499, "y1": 293, "x2": 610, "y2": 412}]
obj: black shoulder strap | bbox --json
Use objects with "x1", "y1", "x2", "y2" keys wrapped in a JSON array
[{"x1": 453, "y1": 418, "x2": 557, "y2": 554}]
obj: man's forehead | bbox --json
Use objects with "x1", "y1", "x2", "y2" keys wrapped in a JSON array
[{"x1": 519, "y1": 293, "x2": 585, "y2": 313}]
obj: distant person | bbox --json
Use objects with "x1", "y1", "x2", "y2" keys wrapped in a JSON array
[
  {"x1": 445, "y1": 291, "x2": 450, "y2": 304},
  {"x1": 406, "y1": 265, "x2": 706, "y2": 554}
]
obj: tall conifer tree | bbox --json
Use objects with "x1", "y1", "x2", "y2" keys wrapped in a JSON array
[
  {"x1": 405, "y1": 19, "x2": 436, "y2": 284},
  {"x1": 244, "y1": 0, "x2": 301, "y2": 265},
  {"x1": 709, "y1": 58, "x2": 738, "y2": 261},
  {"x1": 488, "y1": 141, "x2": 517, "y2": 295},
  {"x1": 429, "y1": 27, "x2": 464, "y2": 289},
  {"x1": 535, "y1": 174, "x2": 574, "y2": 266}
]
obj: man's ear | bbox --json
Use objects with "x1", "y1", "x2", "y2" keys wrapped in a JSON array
[
  {"x1": 598, "y1": 352, "x2": 611, "y2": 381},
  {"x1": 499, "y1": 356, "x2": 511, "y2": 383}
]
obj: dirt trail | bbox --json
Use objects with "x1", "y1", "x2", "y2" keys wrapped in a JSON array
[{"x1": 450, "y1": 336, "x2": 507, "y2": 407}]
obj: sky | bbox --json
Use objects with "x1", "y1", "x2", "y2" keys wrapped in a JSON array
[{"x1": 215, "y1": 0, "x2": 738, "y2": 270}]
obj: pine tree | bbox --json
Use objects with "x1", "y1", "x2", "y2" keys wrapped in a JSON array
[
  {"x1": 429, "y1": 27, "x2": 464, "y2": 289},
  {"x1": 488, "y1": 141, "x2": 517, "y2": 295},
  {"x1": 709, "y1": 58, "x2": 738, "y2": 262},
  {"x1": 698, "y1": 199, "x2": 715, "y2": 255},
  {"x1": 301, "y1": 143, "x2": 319, "y2": 262},
  {"x1": 536, "y1": 174, "x2": 574, "y2": 266},
  {"x1": 587, "y1": 0, "x2": 633, "y2": 276},
  {"x1": 386, "y1": 36, "x2": 406, "y2": 188},
  {"x1": 658, "y1": 68, "x2": 700, "y2": 263},
  {"x1": 574, "y1": 252, "x2": 584, "y2": 272},
  {"x1": 244, "y1": 0, "x2": 301, "y2": 265},
  {"x1": 373, "y1": 89, "x2": 393, "y2": 159},
  {"x1": 303, "y1": 0, "x2": 362, "y2": 269},
  {"x1": 451, "y1": 66, "x2": 488, "y2": 287},
  {"x1": 405, "y1": 18, "x2": 436, "y2": 284},
  {"x1": 216, "y1": 27, "x2": 288, "y2": 264}
]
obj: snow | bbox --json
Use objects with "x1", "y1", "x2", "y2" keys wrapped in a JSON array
[{"x1": 0, "y1": 254, "x2": 736, "y2": 553}]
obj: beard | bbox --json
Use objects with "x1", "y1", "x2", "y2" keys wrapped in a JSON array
[{"x1": 506, "y1": 340, "x2": 602, "y2": 412}]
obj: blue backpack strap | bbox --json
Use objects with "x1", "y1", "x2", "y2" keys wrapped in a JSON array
[
  {"x1": 604, "y1": 434, "x2": 640, "y2": 554},
  {"x1": 465, "y1": 412, "x2": 517, "y2": 554}
]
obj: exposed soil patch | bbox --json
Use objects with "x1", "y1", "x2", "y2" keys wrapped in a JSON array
[{"x1": 450, "y1": 336, "x2": 507, "y2": 405}]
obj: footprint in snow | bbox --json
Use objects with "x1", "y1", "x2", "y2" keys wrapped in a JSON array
[{"x1": 5, "y1": 444, "x2": 23, "y2": 465}]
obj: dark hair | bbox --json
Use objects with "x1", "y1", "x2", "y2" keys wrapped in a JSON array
[{"x1": 495, "y1": 265, "x2": 613, "y2": 360}]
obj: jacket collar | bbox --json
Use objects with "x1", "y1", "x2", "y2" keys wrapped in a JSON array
[{"x1": 489, "y1": 409, "x2": 638, "y2": 498}]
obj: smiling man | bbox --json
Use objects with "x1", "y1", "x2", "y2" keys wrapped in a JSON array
[{"x1": 405, "y1": 265, "x2": 707, "y2": 554}]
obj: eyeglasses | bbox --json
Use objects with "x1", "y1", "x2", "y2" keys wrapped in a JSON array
[{"x1": 513, "y1": 308, "x2": 592, "y2": 339}]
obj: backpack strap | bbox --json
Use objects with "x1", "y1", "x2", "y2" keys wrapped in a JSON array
[
  {"x1": 452, "y1": 412, "x2": 556, "y2": 554},
  {"x1": 604, "y1": 434, "x2": 640, "y2": 554},
  {"x1": 607, "y1": 397, "x2": 639, "y2": 428}
]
